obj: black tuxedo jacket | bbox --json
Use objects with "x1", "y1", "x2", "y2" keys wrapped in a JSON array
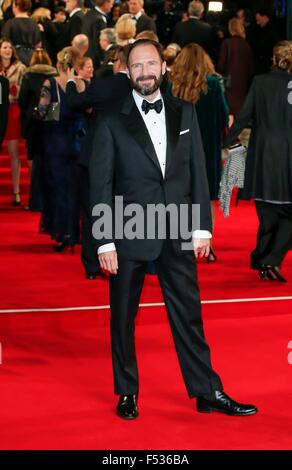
[
  {"x1": 82, "y1": 9, "x2": 106, "y2": 68},
  {"x1": 67, "y1": 10, "x2": 84, "y2": 43},
  {"x1": 89, "y1": 93, "x2": 211, "y2": 260},
  {"x1": 136, "y1": 14, "x2": 157, "y2": 34},
  {"x1": 173, "y1": 18, "x2": 215, "y2": 57},
  {"x1": 0, "y1": 76, "x2": 9, "y2": 146}
]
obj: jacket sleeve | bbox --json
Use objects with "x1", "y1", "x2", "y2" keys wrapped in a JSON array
[
  {"x1": 18, "y1": 74, "x2": 30, "y2": 110},
  {"x1": 217, "y1": 40, "x2": 227, "y2": 75},
  {"x1": 223, "y1": 76, "x2": 257, "y2": 147},
  {"x1": 190, "y1": 105, "x2": 212, "y2": 233},
  {"x1": 89, "y1": 118, "x2": 115, "y2": 248},
  {"x1": 66, "y1": 80, "x2": 94, "y2": 110}
]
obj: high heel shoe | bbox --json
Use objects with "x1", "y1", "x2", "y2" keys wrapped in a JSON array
[
  {"x1": 206, "y1": 246, "x2": 217, "y2": 264},
  {"x1": 12, "y1": 193, "x2": 21, "y2": 206},
  {"x1": 53, "y1": 238, "x2": 75, "y2": 253},
  {"x1": 259, "y1": 265, "x2": 287, "y2": 283}
]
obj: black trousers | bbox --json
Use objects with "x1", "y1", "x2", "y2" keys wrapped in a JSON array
[
  {"x1": 109, "y1": 239, "x2": 223, "y2": 398},
  {"x1": 251, "y1": 201, "x2": 292, "y2": 268},
  {"x1": 78, "y1": 165, "x2": 99, "y2": 275}
]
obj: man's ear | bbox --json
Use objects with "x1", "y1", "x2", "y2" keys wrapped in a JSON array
[
  {"x1": 126, "y1": 67, "x2": 130, "y2": 79},
  {"x1": 162, "y1": 61, "x2": 167, "y2": 75}
]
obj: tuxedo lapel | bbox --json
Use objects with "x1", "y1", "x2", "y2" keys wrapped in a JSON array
[
  {"x1": 120, "y1": 95, "x2": 163, "y2": 175},
  {"x1": 164, "y1": 96, "x2": 182, "y2": 176}
]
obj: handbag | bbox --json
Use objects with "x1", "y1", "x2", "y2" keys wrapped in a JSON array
[
  {"x1": 223, "y1": 41, "x2": 232, "y2": 90},
  {"x1": 43, "y1": 79, "x2": 60, "y2": 122},
  {"x1": 34, "y1": 78, "x2": 60, "y2": 122}
]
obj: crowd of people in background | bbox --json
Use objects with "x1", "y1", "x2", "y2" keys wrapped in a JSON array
[{"x1": 0, "y1": 0, "x2": 291, "y2": 282}]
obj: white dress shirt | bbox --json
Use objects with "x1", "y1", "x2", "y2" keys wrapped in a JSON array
[
  {"x1": 131, "y1": 11, "x2": 142, "y2": 21},
  {"x1": 133, "y1": 90, "x2": 167, "y2": 177},
  {"x1": 97, "y1": 90, "x2": 211, "y2": 255}
]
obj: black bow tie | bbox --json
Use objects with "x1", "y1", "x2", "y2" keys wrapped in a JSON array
[{"x1": 141, "y1": 99, "x2": 163, "y2": 114}]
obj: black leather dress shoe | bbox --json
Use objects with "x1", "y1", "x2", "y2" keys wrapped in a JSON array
[
  {"x1": 197, "y1": 391, "x2": 258, "y2": 416},
  {"x1": 259, "y1": 265, "x2": 287, "y2": 282},
  {"x1": 116, "y1": 395, "x2": 138, "y2": 420}
]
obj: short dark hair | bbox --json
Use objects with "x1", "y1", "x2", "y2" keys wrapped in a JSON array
[
  {"x1": 255, "y1": 8, "x2": 271, "y2": 18},
  {"x1": 13, "y1": 0, "x2": 32, "y2": 12},
  {"x1": 126, "y1": 39, "x2": 164, "y2": 66},
  {"x1": 113, "y1": 45, "x2": 128, "y2": 65}
]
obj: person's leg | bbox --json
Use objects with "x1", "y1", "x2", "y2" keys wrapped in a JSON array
[
  {"x1": 156, "y1": 240, "x2": 223, "y2": 398},
  {"x1": 110, "y1": 257, "x2": 147, "y2": 395},
  {"x1": 250, "y1": 201, "x2": 278, "y2": 269},
  {"x1": 260, "y1": 204, "x2": 292, "y2": 267},
  {"x1": 7, "y1": 140, "x2": 21, "y2": 199}
]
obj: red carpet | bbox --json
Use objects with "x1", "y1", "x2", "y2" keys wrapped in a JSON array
[{"x1": 0, "y1": 142, "x2": 292, "y2": 450}]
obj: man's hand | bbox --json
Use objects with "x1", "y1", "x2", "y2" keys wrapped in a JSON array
[
  {"x1": 193, "y1": 238, "x2": 210, "y2": 259},
  {"x1": 98, "y1": 250, "x2": 118, "y2": 274}
]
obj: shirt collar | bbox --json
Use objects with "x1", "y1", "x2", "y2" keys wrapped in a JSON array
[
  {"x1": 132, "y1": 11, "x2": 142, "y2": 20},
  {"x1": 95, "y1": 6, "x2": 107, "y2": 18},
  {"x1": 69, "y1": 8, "x2": 82, "y2": 17}
]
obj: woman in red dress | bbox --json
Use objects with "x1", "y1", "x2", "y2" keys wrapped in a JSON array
[{"x1": 0, "y1": 38, "x2": 26, "y2": 205}]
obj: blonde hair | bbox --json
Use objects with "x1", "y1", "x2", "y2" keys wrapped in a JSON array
[
  {"x1": 171, "y1": 43, "x2": 215, "y2": 103},
  {"x1": 115, "y1": 14, "x2": 136, "y2": 46},
  {"x1": 228, "y1": 18, "x2": 246, "y2": 39},
  {"x1": 57, "y1": 47, "x2": 81, "y2": 72},
  {"x1": 273, "y1": 41, "x2": 292, "y2": 74},
  {"x1": 31, "y1": 7, "x2": 51, "y2": 22}
]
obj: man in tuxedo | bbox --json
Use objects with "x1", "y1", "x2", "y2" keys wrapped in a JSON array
[
  {"x1": 0, "y1": 75, "x2": 9, "y2": 148},
  {"x1": 82, "y1": 0, "x2": 114, "y2": 69},
  {"x1": 89, "y1": 39, "x2": 258, "y2": 419},
  {"x1": 173, "y1": 1, "x2": 216, "y2": 58},
  {"x1": 66, "y1": 46, "x2": 131, "y2": 279},
  {"x1": 65, "y1": 0, "x2": 85, "y2": 44},
  {"x1": 99, "y1": 27, "x2": 116, "y2": 66},
  {"x1": 128, "y1": 0, "x2": 157, "y2": 35}
]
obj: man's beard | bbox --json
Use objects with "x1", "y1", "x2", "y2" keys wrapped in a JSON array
[{"x1": 130, "y1": 74, "x2": 163, "y2": 96}]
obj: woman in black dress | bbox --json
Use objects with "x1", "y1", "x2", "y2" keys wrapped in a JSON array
[
  {"x1": 36, "y1": 46, "x2": 82, "y2": 250},
  {"x1": 18, "y1": 47, "x2": 56, "y2": 210},
  {"x1": 2, "y1": 0, "x2": 41, "y2": 65}
]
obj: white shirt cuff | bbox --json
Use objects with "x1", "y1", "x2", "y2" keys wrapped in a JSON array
[
  {"x1": 192, "y1": 230, "x2": 212, "y2": 239},
  {"x1": 67, "y1": 79, "x2": 76, "y2": 84},
  {"x1": 97, "y1": 243, "x2": 116, "y2": 254}
]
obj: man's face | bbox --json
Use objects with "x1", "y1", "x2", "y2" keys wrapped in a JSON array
[
  {"x1": 128, "y1": 0, "x2": 141, "y2": 16},
  {"x1": 128, "y1": 44, "x2": 166, "y2": 97},
  {"x1": 99, "y1": 33, "x2": 108, "y2": 50},
  {"x1": 103, "y1": 0, "x2": 114, "y2": 14},
  {"x1": 54, "y1": 11, "x2": 67, "y2": 23},
  {"x1": 65, "y1": 0, "x2": 77, "y2": 13},
  {"x1": 256, "y1": 13, "x2": 269, "y2": 27}
]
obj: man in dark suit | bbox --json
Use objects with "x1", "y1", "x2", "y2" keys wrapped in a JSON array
[
  {"x1": 66, "y1": 46, "x2": 131, "y2": 279},
  {"x1": 128, "y1": 0, "x2": 157, "y2": 34},
  {"x1": 89, "y1": 39, "x2": 258, "y2": 419},
  {"x1": 64, "y1": 0, "x2": 85, "y2": 44},
  {"x1": 173, "y1": 0, "x2": 216, "y2": 58},
  {"x1": 82, "y1": 0, "x2": 114, "y2": 69},
  {"x1": 0, "y1": 76, "x2": 9, "y2": 148}
]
